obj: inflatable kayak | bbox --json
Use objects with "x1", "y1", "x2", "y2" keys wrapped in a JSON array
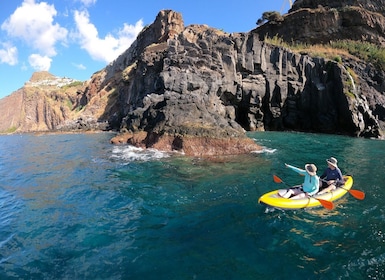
[{"x1": 258, "y1": 175, "x2": 353, "y2": 209}]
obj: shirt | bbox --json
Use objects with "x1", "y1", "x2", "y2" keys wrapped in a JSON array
[
  {"x1": 320, "y1": 167, "x2": 344, "y2": 183},
  {"x1": 286, "y1": 164, "x2": 319, "y2": 195}
]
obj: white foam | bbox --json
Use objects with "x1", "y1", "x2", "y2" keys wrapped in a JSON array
[
  {"x1": 252, "y1": 137, "x2": 272, "y2": 143},
  {"x1": 262, "y1": 148, "x2": 277, "y2": 154},
  {"x1": 111, "y1": 145, "x2": 170, "y2": 162},
  {"x1": 251, "y1": 147, "x2": 277, "y2": 154}
]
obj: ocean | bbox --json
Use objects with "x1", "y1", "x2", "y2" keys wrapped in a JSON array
[{"x1": 0, "y1": 131, "x2": 384, "y2": 279}]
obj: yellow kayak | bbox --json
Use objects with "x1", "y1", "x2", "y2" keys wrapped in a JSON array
[{"x1": 258, "y1": 176, "x2": 353, "y2": 209}]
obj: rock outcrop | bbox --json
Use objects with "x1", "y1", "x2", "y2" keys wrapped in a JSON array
[
  {"x1": 258, "y1": 0, "x2": 385, "y2": 46},
  {"x1": 0, "y1": 71, "x2": 107, "y2": 133},
  {"x1": 103, "y1": 11, "x2": 263, "y2": 156},
  {"x1": 85, "y1": 8, "x2": 383, "y2": 147},
  {"x1": 254, "y1": 0, "x2": 385, "y2": 137},
  {"x1": 2, "y1": 1, "x2": 385, "y2": 156}
]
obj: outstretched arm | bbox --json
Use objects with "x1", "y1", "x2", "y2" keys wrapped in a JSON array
[{"x1": 285, "y1": 163, "x2": 307, "y2": 176}]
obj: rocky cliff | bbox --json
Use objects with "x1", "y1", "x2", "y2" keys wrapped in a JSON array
[
  {"x1": 255, "y1": 0, "x2": 385, "y2": 137},
  {"x1": 258, "y1": 0, "x2": 385, "y2": 46},
  {"x1": 0, "y1": 71, "x2": 109, "y2": 134},
  {"x1": 1, "y1": 0, "x2": 385, "y2": 156},
  {"x1": 85, "y1": 8, "x2": 383, "y2": 144}
]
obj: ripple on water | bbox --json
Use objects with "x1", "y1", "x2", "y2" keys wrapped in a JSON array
[{"x1": 0, "y1": 189, "x2": 23, "y2": 264}]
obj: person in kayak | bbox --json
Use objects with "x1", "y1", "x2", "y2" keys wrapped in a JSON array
[
  {"x1": 318, "y1": 157, "x2": 344, "y2": 195},
  {"x1": 279, "y1": 163, "x2": 319, "y2": 199}
]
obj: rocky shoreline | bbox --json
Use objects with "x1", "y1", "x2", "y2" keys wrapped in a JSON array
[
  {"x1": 1, "y1": 1, "x2": 385, "y2": 157},
  {"x1": 110, "y1": 131, "x2": 261, "y2": 157}
]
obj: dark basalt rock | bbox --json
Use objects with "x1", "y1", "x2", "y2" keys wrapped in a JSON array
[{"x1": 2, "y1": 2, "x2": 385, "y2": 155}]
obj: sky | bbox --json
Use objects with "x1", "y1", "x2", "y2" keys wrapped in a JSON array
[{"x1": 0, "y1": 0, "x2": 291, "y2": 99}]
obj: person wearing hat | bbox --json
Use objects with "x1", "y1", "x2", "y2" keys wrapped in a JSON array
[
  {"x1": 318, "y1": 157, "x2": 344, "y2": 195},
  {"x1": 279, "y1": 163, "x2": 319, "y2": 199}
]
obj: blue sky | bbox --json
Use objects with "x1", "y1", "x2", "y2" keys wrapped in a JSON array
[{"x1": 0, "y1": 0, "x2": 291, "y2": 99}]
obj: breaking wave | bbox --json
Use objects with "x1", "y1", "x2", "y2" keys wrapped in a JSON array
[
  {"x1": 110, "y1": 145, "x2": 170, "y2": 162},
  {"x1": 251, "y1": 147, "x2": 277, "y2": 154}
]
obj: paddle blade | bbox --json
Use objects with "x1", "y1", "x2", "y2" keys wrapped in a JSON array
[
  {"x1": 273, "y1": 175, "x2": 283, "y2": 183},
  {"x1": 349, "y1": 189, "x2": 365, "y2": 200},
  {"x1": 316, "y1": 198, "x2": 335, "y2": 210}
]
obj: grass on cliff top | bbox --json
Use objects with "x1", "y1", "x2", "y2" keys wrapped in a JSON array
[
  {"x1": 61, "y1": 81, "x2": 84, "y2": 89},
  {"x1": 1, "y1": 126, "x2": 17, "y2": 134},
  {"x1": 265, "y1": 35, "x2": 385, "y2": 70}
]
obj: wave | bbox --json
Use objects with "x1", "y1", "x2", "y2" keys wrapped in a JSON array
[
  {"x1": 0, "y1": 190, "x2": 21, "y2": 227},
  {"x1": 110, "y1": 145, "x2": 170, "y2": 162},
  {"x1": 251, "y1": 147, "x2": 277, "y2": 154}
]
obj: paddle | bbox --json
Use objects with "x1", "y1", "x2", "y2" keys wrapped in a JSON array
[
  {"x1": 273, "y1": 175, "x2": 334, "y2": 210},
  {"x1": 320, "y1": 178, "x2": 365, "y2": 200},
  {"x1": 340, "y1": 187, "x2": 365, "y2": 200}
]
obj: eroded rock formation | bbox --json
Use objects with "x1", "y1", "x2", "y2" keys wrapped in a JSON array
[
  {"x1": 2, "y1": 1, "x2": 385, "y2": 156},
  {"x1": 0, "y1": 72, "x2": 80, "y2": 133},
  {"x1": 258, "y1": 0, "x2": 385, "y2": 46},
  {"x1": 88, "y1": 8, "x2": 383, "y2": 149}
]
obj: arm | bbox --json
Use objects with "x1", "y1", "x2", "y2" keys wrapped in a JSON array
[
  {"x1": 336, "y1": 168, "x2": 345, "y2": 184},
  {"x1": 285, "y1": 163, "x2": 307, "y2": 176}
]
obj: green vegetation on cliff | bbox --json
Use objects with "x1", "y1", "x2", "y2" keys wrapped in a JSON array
[{"x1": 265, "y1": 35, "x2": 385, "y2": 71}]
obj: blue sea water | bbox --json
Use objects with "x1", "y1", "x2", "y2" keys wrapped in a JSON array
[{"x1": 0, "y1": 131, "x2": 384, "y2": 279}]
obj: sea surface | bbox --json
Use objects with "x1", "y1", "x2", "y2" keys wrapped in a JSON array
[{"x1": 0, "y1": 131, "x2": 384, "y2": 279}]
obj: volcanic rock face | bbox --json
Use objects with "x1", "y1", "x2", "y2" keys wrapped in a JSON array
[
  {"x1": 0, "y1": 72, "x2": 80, "y2": 133},
  {"x1": 86, "y1": 8, "x2": 382, "y2": 149},
  {"x1": 258, "y1": 0, "x2": 385, "y2": 46},
  {"x1": 106, "y1": 12, "x2": 264, "y2": 155},
  {"x1": 254, "y1": 0, "x2": 385, "y2": 136},
  {"x1": 0, "y1": 71, "x2": 111, "y2": 134},
  {"x1": 2, "y1": 2, "x2": 385, "y2": 156}
]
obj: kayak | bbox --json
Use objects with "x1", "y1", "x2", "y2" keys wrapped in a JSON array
[{"x1": 258, "y1": 175, "x2": 353, "y2": 209}]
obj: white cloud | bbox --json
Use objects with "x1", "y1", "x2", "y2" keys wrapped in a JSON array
[
  {"x1": 78, "y1": 0, "x2": 97, "y2": 7},
  {"x1": 28, "y1": 54, "x2": 52, "y2": 71},
  {"x1": 21, "y1": 63, "x2": 28, "y2": 71},
  {"x1": 72, "y1": 62, "x2": 86, "y2": 70},
  {"x1": 1, "y1": 0, "x2": 67, "y2": 57},
  {"x1": 74, "y1": 10, "x2": 143, "y2": 63},
  {"x1": 0, "y1": 43, "x2": 18, "y2": 65}
]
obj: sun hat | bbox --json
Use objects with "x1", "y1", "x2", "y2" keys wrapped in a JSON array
[
  {"x1": 305, "y1": 164, "x2": 317, "y2": 176},
  {"x1": 326, "y1": 157, "x2": 338, "y2": 167}
]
